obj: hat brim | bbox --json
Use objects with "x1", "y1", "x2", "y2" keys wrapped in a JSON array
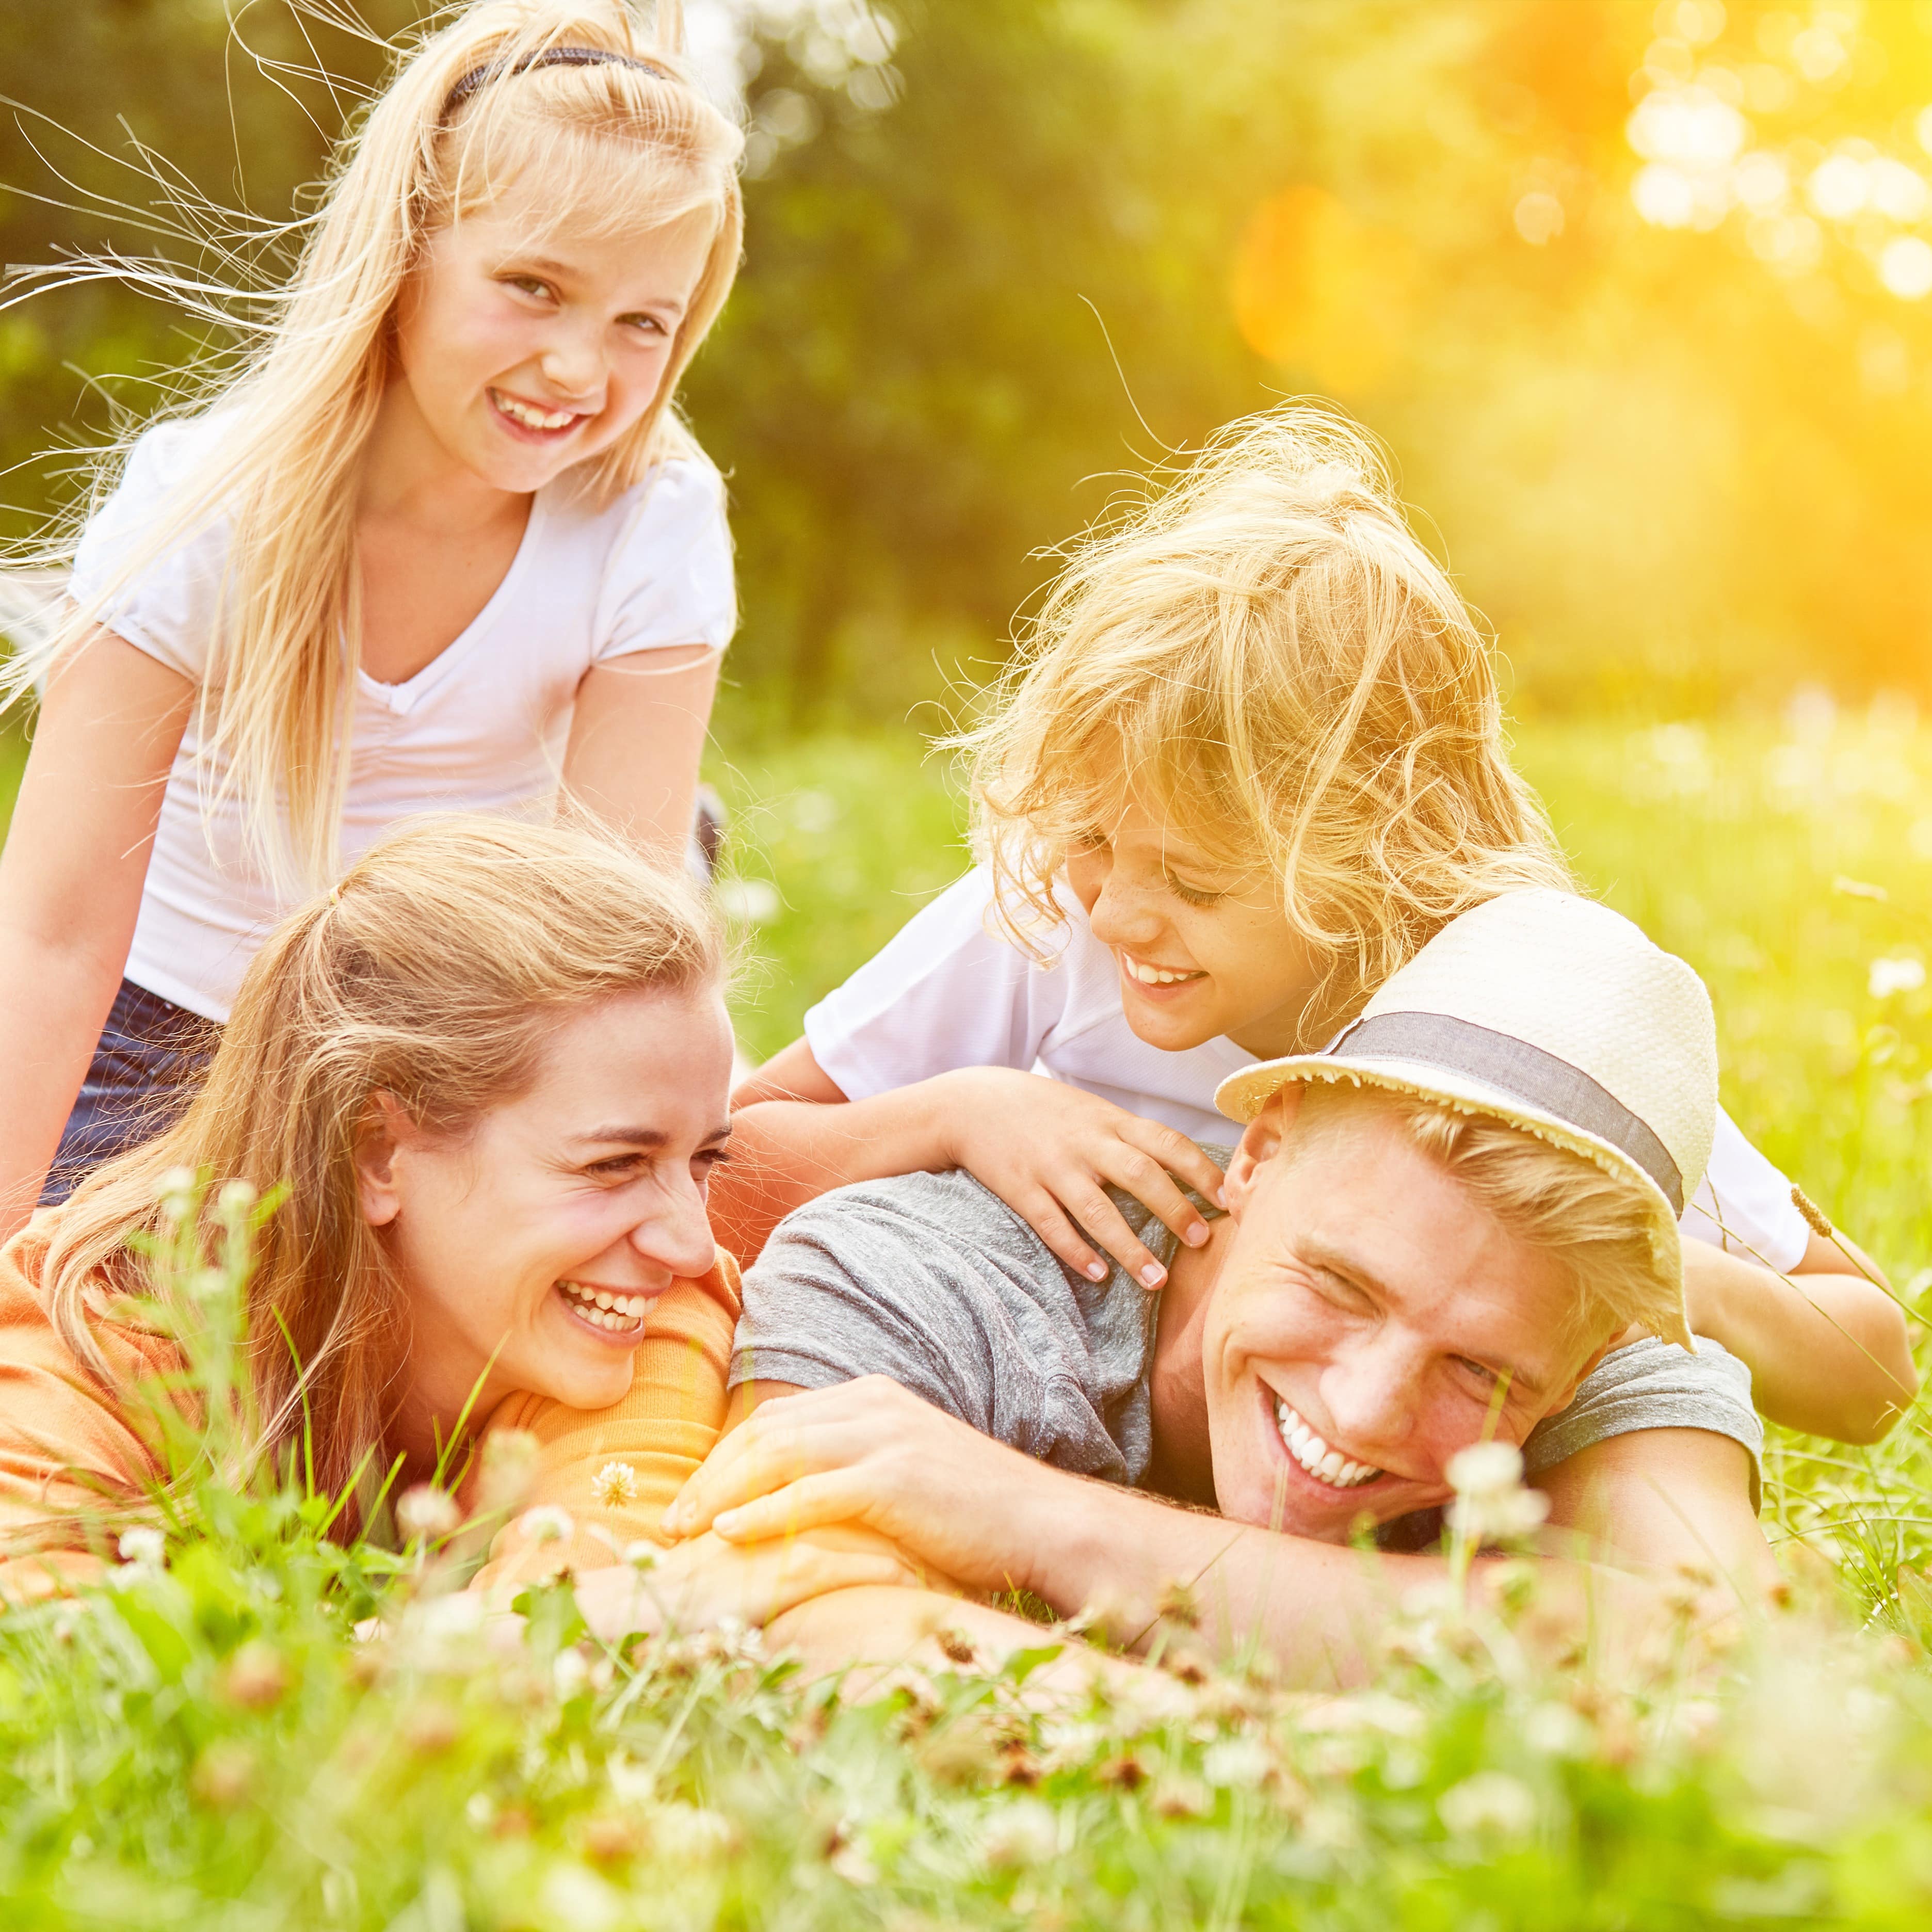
[{"x1": 1214, "y1": 1054, "x2": 1694, "y2": 1353}]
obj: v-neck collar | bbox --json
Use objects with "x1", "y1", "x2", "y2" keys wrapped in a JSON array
[{"x1": 356, "y1": 489, "x2": 548, "y2": 715}]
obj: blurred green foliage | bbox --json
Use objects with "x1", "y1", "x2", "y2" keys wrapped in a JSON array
[{"x1": 10, "y1": 1, "x2": 1932, "y2": 719}]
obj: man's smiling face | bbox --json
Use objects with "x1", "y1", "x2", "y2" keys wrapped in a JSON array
[{"x1": 1200, "y1": 1088, "x2": 1613, "y2": 1543}]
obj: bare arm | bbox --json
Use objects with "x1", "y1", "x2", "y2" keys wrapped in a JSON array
[
  {"x1": 1681, "y1": 1232, "x2": 1917, "y2": 1444},
  {"x1": 716, "y1": 1038, "x2": 1226, "y2": 1281},
  {"x1": 0, "y1": 630, "x2": 192, "y2": 1238},
  {"x1": 562, "y1": 644, "x2": 720, "y2": 866},
  {"x1": 677, "y1": 1379, "x2": 1774, "y2": 1686}
]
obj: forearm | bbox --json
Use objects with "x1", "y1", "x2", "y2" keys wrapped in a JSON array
[
  {"x1": 1688, "y1": 1245, "x2": 1917, "y2": 1442},
  {"x1": 710, "y1": 1084, "x2": 955, "y2": 1263},
  {"x1": 0, "y1": 927, "x2": 126, "y2": 1237}
]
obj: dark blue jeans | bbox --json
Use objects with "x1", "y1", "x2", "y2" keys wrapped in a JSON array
[{"x1": 41, "y1": 979, "x2": 220, "y2": 1205}]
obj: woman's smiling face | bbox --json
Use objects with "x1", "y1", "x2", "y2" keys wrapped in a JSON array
[
  {"x1": 357, "y1": 984, "x2": 735, "y2": 1434},
  {"x1": 1064, "y1": 798, "x2": 1329, "y2": 1060}
]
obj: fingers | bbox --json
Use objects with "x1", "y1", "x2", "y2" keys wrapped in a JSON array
[
  {"x1": 1121, "y1": 1125, "x2": 1228, "y2": 1224},
  {"x1": 710, "y1": 1470, "x2": 872, "y2": 1545},
  {"x1": 1063, "y1": 1185, "x2": 1168, "y2": 1289},
  {"x1": 668, "y1": 1411, "x2": 815, "y2": 1536},
  {"x1": 1016, "y1": 1187, "x2": 1114, "y2": 1285}
]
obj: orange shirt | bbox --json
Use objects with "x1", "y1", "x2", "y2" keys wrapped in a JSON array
[{"x1": 0, "y1": 1218, "x2": 739, "y2": 1604}]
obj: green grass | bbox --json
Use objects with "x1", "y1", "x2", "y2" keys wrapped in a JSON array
[{"x1": 9, "y1": 710, "x2": 1932, "y2": 1927}]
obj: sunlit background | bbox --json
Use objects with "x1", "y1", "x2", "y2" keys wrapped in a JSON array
[{"x1": 7, "y1": 0, "x2": 1932, "y2": 726}]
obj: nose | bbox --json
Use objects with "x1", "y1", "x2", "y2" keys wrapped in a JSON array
[
  {"x1": 538, "y1": 321, "x2": 607, "y2": 406},
  {"x1": 1317, "y1": 1335, "x2": 1424, "y2": 1460},
  {"x1": 1086, "y1": 864, "x2": 1166, "y2": 952},
  {"x1": 627, "y1": 1171, "x2": 718, "y2": 1284}
]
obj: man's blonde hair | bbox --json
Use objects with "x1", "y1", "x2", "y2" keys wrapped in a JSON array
[
  {"x1": 8, "y1": 1, "x2": 743, "y2": 890},
  {"x1": 1297, "y1": 1083, "x2": 1677, "y2": 1349},
  {"x1": 42, "y1": 813, "x2": 723, "y2": 1520},
  {"x1": 963, "y1": 405, "x2": 1572, "y2": 1041}
]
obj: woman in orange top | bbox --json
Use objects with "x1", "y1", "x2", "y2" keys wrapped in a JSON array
[{"x1": 0, "y1": 813, "x2": 911, "y2": 1612}]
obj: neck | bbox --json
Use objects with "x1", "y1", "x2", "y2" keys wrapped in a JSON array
[
  {"x1": 385, "y1": 1348, "x2": 503, "y2": 1491},
  {"x1": 360, "y1": 380, "x2": 527, "y2": 536},
  {"x1": 1142, "y1": 1214, "x2": 1232, "y2": 1506}
]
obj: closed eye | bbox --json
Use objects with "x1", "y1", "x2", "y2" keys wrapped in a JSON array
[
  {"x1": 584, "y1": 1151, "x2": 649, "y2": 1179},
  {"x1": 1165, "y1": 872, "x2": 1226, "y2": 908}
]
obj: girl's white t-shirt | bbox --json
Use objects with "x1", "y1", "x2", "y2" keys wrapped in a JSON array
[
  {"x1": 71, "y1": 413, "x2": 736, "y2": 1021},
  {"x1": 803, "y1": 865, "x2": 1813, "y2": 1273}
]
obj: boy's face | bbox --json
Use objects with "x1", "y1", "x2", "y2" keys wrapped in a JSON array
[
  {"x1": 1067, "y1": 798, "x2": 1327, "y2": 1058},
  {"x1": 1200, "y1": 1091, "x2": 1612, "y2": 1542}
]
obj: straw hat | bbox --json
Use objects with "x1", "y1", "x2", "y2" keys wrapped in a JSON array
[{"x1": 1213, "y1": 889, "x2": 1717, "y2": 1349}]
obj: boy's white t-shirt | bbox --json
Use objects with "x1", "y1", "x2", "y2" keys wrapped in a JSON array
[
  {"x1": 803, "y1": 865, "x2": 1813, "y2": 1273},
  {"x1": 71, "y1": 413, "x2": 735, "y2": 1021}
]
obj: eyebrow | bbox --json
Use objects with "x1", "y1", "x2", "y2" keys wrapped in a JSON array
[
  {"x1": 570, "y1": 1123, "x2": 732, "y2": 1150},
  {"x1": 1297, "y1": 1236, "x2": 1543, "y2": 1397}
]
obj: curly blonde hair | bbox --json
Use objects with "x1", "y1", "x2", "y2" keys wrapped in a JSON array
[{"x1": 962, "y1": 404, "x2": 1571, "y2": 1044}]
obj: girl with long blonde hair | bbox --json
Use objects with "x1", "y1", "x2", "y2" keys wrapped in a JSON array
[{"x1": 0, "y1": 1, "x2": 743, "y2": 1234}]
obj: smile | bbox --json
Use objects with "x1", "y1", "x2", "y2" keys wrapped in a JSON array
[
  {"x1": 1275, "y1": 1399, "x2": 1382, "y2": 1490},
  {"x1": 490, "y1": 388, "x2": 588, "y2": 433},
  {"x1": 1123, "y1": 952, "x2": 1206, "y2": 988},
  {"x1": 557, "y1": 1279, "x2": 652, "y2": 1337}
]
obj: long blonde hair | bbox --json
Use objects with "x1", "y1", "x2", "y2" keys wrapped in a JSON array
[
  {"x1": 962, "y1": 405, "x2": 1571, "y2": 1040},
  {"x1": 42, "y1": 813, "x2": 723, "y2": 1511},
  {"x1": 9, "y1": 1, "x2": 743, "y2": 888}
]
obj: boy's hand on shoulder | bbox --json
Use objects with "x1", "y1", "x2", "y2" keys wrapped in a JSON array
[{"x1": 917, "y1": 1068, "x2": 1225, "y2": 1289}]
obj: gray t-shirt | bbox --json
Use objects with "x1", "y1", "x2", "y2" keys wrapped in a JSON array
[{"x1": 731, "y1": 1155, "x2": 1765, "y2": 1526}]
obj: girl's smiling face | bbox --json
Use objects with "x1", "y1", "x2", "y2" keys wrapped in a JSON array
[
  {"x1": 390, "y1": 181, "x2": 717, "y2": 496},
  {"x1": 1065, "y1": 798, "x2": 1331, "y2": 1059},
  {"x1": 357, "y1": 984, "x2": 735, "y2": 1443}
]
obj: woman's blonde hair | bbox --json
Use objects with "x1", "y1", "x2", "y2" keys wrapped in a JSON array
[
  {"x1": 41, "y1": 813, "x2": 723, "y2": 1516},
  {"x1": 963, "y1": 404, "x2": 1571, "y2": 1042},
  {"x1": 9, "y1": 1, "x2": 743, "y2": 888}
]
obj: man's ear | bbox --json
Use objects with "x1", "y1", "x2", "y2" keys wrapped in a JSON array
[
  {"x1": 1222, "y1": 1087, "x2": 1303, "y2": 1219},
  {"x1": 353, "y1": 1092, "x2": 415, "y2": 1229}
]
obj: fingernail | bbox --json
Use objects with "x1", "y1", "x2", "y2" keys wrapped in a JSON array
[
  {"x1": 714, "y1": 1508, "x2": 740, "y2": 1536},
  {"x1": 1183, "y1": 1222, "x2": 1209, "y2": 1247},
  {"x1": 1139, "y1": 1263, "x2": 1166, "y2": 1289},
  {"x1": 1086, "y1": 1261, "x2": 1108, "y2": 1281},
  {"x1": 1214, "y1": 1187, "x2": 1229, "y2": 1210}
]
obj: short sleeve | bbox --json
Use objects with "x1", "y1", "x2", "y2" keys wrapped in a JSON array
[
  {"x1": 69, "y1": 415, "x2": 232, "y2": 683},
  {"x1": 593, "y1": 459, "x2": 736, "y2": 662},
  {"x1": 803, "y1": 866, "x2": 1068, "y2": 1100},
  {"x1": 1682, "y1": 1106, "x2": 1809, "y2": 1273},
  {"x1": 1522, "y1": 1334, "x2": 1763, "y2": 1512}
]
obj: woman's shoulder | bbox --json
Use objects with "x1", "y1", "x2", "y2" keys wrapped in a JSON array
[{"x1": 0, "y1": 1215, "x2": 175, "y2": 1374}]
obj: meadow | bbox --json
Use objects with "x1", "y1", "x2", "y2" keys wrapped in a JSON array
[{"x1": 4, "y1": 708, "x2": 1919, "y2": 1929}]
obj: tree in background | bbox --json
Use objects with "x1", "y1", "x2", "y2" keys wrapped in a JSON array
[{"x1": 5, "y1": 0, "x2": 1932, "y2": 719}]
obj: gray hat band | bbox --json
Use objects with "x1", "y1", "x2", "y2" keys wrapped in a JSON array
[{"x1": 1325, "y1": 1011, "x2": 1685, "y2": 1213}]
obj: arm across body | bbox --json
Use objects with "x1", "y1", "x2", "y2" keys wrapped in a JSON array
[
  {"x1": 719, "y1": 1041, "x2": 1224, "y2": 1286},
  {"x1": 670, "y1": 1374, "x2": 1775, "y2": 1687}
]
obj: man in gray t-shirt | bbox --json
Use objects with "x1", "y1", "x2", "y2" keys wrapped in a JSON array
[
  {"x1": 670, "y1": 894, "x2": 1777, "y2": 1679},
  {"x1": 728, "y1": 1150, "x2": 1764, "y2": 1549}
]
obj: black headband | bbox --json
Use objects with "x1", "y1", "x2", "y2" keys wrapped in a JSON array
[{"x1": 443, "y1": 45, "x2": 672, "y2": 118}]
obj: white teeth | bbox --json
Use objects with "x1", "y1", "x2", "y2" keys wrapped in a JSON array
[
  {"x1": 1126, "y1": 956, "x2": 1203, "y2": 987},
  {"x1": 559, "y1": 1281, "x2": 647, "y2": 1330},
  {"x1": 1274, "y1": 1400, "x2": 1382, "y2": 1490},
  {"x1": 493, "y1": 390, "x2": 580, "y2": 431}
]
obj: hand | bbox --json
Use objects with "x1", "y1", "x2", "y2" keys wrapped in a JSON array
[
  {"x1": 664, "y1": 1377, "x2": 1082, "y2": 1599},
  {"x1": 921, "y1": 1067, "x2": 1226, "y2": 1287},
  {"x1": 570, "y1": 1523, "x2": 930, "y2": 1644}
]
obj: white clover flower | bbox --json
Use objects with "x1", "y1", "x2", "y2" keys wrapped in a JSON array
[
  {"x1": 1201, "y1": 1735, "x2": 1273, "y2": 1790},
  {"x1": 396, "y1": 1484, "x2": 460, "y2": 1543},
  {"x1": 1446, "y1": 1440, "x2": 1551, "y2": 1545},
  {"x1": 216, "y1": 1178, "x2": 257, "y2": 1218},
  {"x1": 477, "y1": 1426, "x2": 540, "y2": 1512},
  {"x1": 620, "y1": 1540, "x2": 661, "y2": 1572},
  {"x1": 1870, "y1": 956, "x2": 1926, "y2": 1000},
  {"x1": 590, "y1": 1460, "x2": 638, "y2": 1508},
  {"x1": 156, "y1": 1167, "x2": 198, "y2": 1224},
  {"x1": 117, "y1": 1526, "x2": 165, "y2": 1568},
  {"x1": 553, "y1": 1648, "x2": 592, "y2": 1699},
  {"x1": 980, "y1": 1798, "x2": 1059, "y2": 1870},
  {"x1": 518, "y1": 1505, "x2": 574, "y2": 1545},
  {"x1": 1437, "y1": 1769, "x2": 1538, "y2": 1840}
]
